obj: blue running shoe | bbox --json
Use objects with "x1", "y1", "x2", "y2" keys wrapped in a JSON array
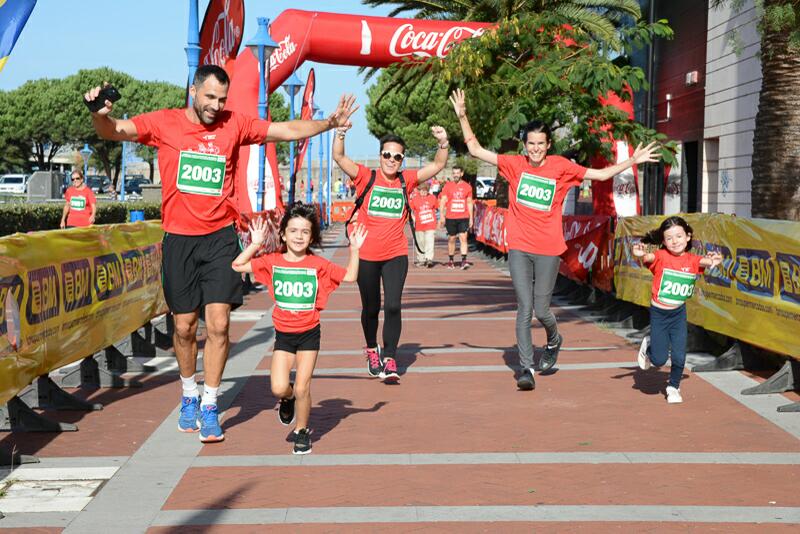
[
  {"x1": 199, "y1": 404, "x2": 225, "y2": 443},
  {"x1": 178, "y1": 396, "x2": 200, "y2": 432}
]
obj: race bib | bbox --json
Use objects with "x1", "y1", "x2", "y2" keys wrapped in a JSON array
[
  {"x1": 657, "y1": 268, "x2": 697, "y2": 305},
  {"x1": 272, "y1": 266, "x2": 318, "y2": 311},
  {"x1": 177, "y1": 151, "x2": 226, "y2": 196},
  {"x1": 517, "y1": 173, "x2": 556, "y2": 211},
  {"x1": 367, "y1": 186, "x2": 405, "y2": 219},
  {"x1": 70, "y1": 197, "x2": 86, "y2": 210},
  {"x1": 419, "y1": 208, "x2": 435, "y2": 225},
  {"x1": 450, "y1": 199, "x2": 466, "y2": 213}
]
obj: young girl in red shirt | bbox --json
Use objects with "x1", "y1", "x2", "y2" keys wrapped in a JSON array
[
  {"x1": 633, "y1": 216, "x2": 722, "y2": 404},
  {"x1": 233, "y1": 203, "x2": 367, "y2": 454}
]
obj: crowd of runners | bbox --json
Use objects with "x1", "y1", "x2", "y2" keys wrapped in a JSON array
[{"x1": 85, "y1": 64, "x2": 716, "y2": 455}]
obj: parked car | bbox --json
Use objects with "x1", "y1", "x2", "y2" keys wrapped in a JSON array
[
  {"x1": 0, "y1": 174, "x2": 30, "y2": 194},
  {"x1": 122, "y1": 176, "x2": 152, "y2": 195},
  {"x1": 86, "y1": 175, "x2": 111, "y2": 194},
  {"x1": 476, "y1": 176, "x2": 496, "y2": 199}
]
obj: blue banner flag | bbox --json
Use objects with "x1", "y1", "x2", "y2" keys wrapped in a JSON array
[{"x1": 0, "y1": 0, "x2": 37, "y2": 73}]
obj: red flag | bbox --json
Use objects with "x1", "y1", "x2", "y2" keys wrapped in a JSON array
[
  {"x1": 292, "y1": 68, "x2": 316, "y2": 179},
  {"x1": 199, "y1": 0, "x2": 245, "y2": 76}
]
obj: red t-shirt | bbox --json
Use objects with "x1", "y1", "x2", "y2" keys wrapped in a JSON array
[
  {"x1": 410, "y1": 193, "x2": 438, "y2": 231},
  {"x1": 497, "y1": 154, "x2": 587, "y2": 256},
  {"x1": 441, "y1": 180, "x2": 472, "y2": 219},
  {"x1": 132, "y1": 109, "x2": 271, "y2": 236},
  {"x1": 65, "y1": 186, "x2": 96, "y2": 227},
  {"x1": 648, "y1": 249, "x2": 705, "y2": 308},
  {"x1": 349, "y1": 164, "x2": 419, "y2": 261},
  {"x1": 251, "y1": 252, "x2": 347, "y2": 333}
]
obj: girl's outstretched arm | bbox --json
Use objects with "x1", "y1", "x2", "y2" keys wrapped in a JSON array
[
  {"x1": 632, "y1": 242, "x2": 655, "y2": 264},
  {"x1": 232, "y1": 217, "x2": 268, "y2": 273},
  {"x1": 699, "y1": 250, "x2": 723, "y2": 269},
  {"x1": 343, "y1": 223, "x2": 368, "y2": 282}
]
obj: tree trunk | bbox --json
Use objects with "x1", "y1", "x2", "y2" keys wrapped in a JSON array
[{"x1": 750, "y1": 3, "x2": 800, "y2": 220}]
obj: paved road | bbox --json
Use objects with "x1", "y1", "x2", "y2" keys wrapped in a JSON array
[{"x1": 2, "y1": 226, "x2": 799, "y2": 532}]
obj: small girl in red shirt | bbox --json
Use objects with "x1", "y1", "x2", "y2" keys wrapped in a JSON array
[
  {"x1": 632, "y1": 216, "x2": 722, "y2": 404},
  {"x1": 233, "y1": 203, "x2": 367, "y2": 454}
]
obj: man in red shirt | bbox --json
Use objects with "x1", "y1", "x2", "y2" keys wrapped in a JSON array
[
  {"x1": 60, "y1": 170, "x2": 97, "y2": 228},
  {"x1": 85, "y1": 65, "x2": 357, "y2": 443},
  {"x1": 438, "y1": 165, "x2": 474, "y2": 269}
]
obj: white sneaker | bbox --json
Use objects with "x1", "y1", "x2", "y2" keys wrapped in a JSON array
[
  {"x1": 666, "y1": 386, "x2": 683, "y2": 404},
  {"x1": 637, "y1": 336, "x2": 652, "y2": 370}
]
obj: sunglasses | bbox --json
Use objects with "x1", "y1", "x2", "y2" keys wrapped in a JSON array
[
  {"x1": 72, "y1": 177, "x2": 83, "y2": 181},
  {"x1": 381, "y1": 151, "x2": 404, "y2": 162}
]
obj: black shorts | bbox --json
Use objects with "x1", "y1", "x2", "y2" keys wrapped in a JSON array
[
  {"x1": 445, "y1": 218, "x2": 470, "y2": 236},
  {"x1": 274, "y1": 325, "x2": 321, "y2": 353},
  {"x1": 162, "y1": 225, "x2": 243, "y2": 313}
]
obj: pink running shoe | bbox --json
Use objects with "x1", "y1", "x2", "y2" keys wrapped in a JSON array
[
  {"x1": 380, "y1": 357, "x2": 400, "y2": 382},
  {"x1": 365, "y1": 346, "x2": 383, "y2": 377}
]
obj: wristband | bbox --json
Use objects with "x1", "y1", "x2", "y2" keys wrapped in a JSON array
[
  {"x1": 464, "y1": 136, "x2": 475, "y2": 144},
  {"x1": 439, "y1": 142, "x2": 450, "y2": 150}
]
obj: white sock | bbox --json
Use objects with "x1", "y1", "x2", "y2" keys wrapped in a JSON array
[
  {"x1": 180, "y1": 374, "x2": 199, "y2": 399},
  {"x1": 201, "y1": 385, "x2": 219, "y2": 407}
]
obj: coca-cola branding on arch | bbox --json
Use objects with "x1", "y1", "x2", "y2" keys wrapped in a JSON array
[
  {"x1": 199, "y1": 0, "x2": 244, "y2": 71},
  {"x1": 389, "y1": 23, "x2": 486, "y2": 58},
  {"x1": 270, "y1": 35, "x2": 297, "y2": 72}
]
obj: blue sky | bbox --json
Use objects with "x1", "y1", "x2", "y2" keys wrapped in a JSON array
[{"x1": 0, "y1": 0, "x2": 400, "y2": 157}]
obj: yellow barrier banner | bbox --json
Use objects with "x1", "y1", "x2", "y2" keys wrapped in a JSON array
[
  {"x1": 615, "y1": 214, "x2": 800, "y2": 358},
  {"x1": 0, "y1": 222, "x2": 167, "y2": 404}
]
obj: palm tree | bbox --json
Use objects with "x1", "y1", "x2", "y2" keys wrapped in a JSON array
[
  {"x1": 712, "y1": 0, "x2": 800, "y2": 220},
  {"x1": 362, "y1": 0, "x2": 643, "y2": 48}
]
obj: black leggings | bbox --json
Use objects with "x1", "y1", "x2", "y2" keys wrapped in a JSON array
[{"x1": 357, "y1": 255, "x2": 408, "y2": 359}]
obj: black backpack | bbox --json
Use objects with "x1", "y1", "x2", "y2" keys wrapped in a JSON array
[{"x1": 345, "y1": 170, "x2": 424, "y2": 254}]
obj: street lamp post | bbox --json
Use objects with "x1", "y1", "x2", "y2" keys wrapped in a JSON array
[
  {"x1": 316, "y1": 109, "x2": 325, "y2": 222},
  {"x1": 306, "y1": 105, "x2": 319, "y2": 205},
  {"x1": 246, "y1": 17, "x2": 278, "y2": 213},
  {"x1": 80, "y1": 143, "x2": 93, "y2": 179},
  {"x1": 325, "y1": 129, "x2": 332, "y2": 225},
  {"x1": 282, "y1": 72, "x2": 303, "y2": 204},
  {"x1": 185, "y1": 0, "x2": 200, "y2": 105}
]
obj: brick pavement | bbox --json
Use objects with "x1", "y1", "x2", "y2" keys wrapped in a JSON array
[{"x1": 1, "y1": 226, "x2": 799, "y2": 531}]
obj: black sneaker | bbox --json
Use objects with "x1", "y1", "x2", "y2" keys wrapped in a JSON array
[
  {"x1": 278, "y1": 392, "x2": 295, "y2": 426},
  {"x1": 516, "y1": 368, "x2": 535, "y2": 391},
  {"x1": 379, "y1": 357, "x2": 400, "y2": 382},
  {"x1": 293, "y1": 428, "x2": 312, "y2": 455},
  {"x1": 365, "y1": 346, "x2": 383, "y2": 377},
  {"x1": 540, "y1": 334, "x2": 563, "y2": 372}
]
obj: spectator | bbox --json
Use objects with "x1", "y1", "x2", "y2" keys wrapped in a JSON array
[{"x1": 61, "y1": 170, "x2": 97, "y2": 228}]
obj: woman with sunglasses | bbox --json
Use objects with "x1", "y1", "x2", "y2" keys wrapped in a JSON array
[
  {"x1": 450, "y1": 88, "x2": 660, "y2": 391},
  {"x1": 60, "y1": 170, "x2": 97, "y2": 228},
  {"x1": 333, "y1": 124, "x2": 450, "y2": 382}
]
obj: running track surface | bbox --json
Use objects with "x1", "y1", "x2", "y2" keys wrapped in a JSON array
[{"x1": 2, "y1": 226, "x2": 799, "y2": 532}]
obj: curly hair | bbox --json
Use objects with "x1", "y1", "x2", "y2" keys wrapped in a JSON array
[{"x1": 278, "y1": 202, "x2": 322, "y2": 252}]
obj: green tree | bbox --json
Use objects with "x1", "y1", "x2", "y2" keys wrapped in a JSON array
[
  {"x1": 712, "y1": 0, "x2": 800, "y2": 220},
  {"x1": 268, "y1": 91, "x2": 290, "y2": 164},
  {"x1": 362, "y1": 0, "x2": 643, "y2": 49},
  {"x1": 375, "y1": 12, "x2": 674, "y2": 165},
  {"x1": 366, "y1": 72, "x2": 460, "y2": 158},
  {"x1": 0, "y1": 77, "x2": 77, "y2": 172}
]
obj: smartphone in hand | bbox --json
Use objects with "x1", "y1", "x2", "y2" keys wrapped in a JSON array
[{"x1": 84, "y1": 85, "x2": 121, "y2": 112}]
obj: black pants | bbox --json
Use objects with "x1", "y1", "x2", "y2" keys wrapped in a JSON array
[{"x1": 357, "y1": 255, "x2": 408, "y2": 359}]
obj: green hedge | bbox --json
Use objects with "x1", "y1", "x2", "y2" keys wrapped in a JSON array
[{"x1": 0, "y1": 201, "x2": 162, "y2": 237}]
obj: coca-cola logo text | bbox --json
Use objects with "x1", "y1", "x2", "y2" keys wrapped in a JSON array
[
  {"x1": 270, "y1": 35, "x2": 297, "y2": 71},
  {"x1": 202, "y1": 0, "x2": 242, "y2": 67},
  {"x1": 389, "y1": 23, "x2": 485, "y2": 58}
]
